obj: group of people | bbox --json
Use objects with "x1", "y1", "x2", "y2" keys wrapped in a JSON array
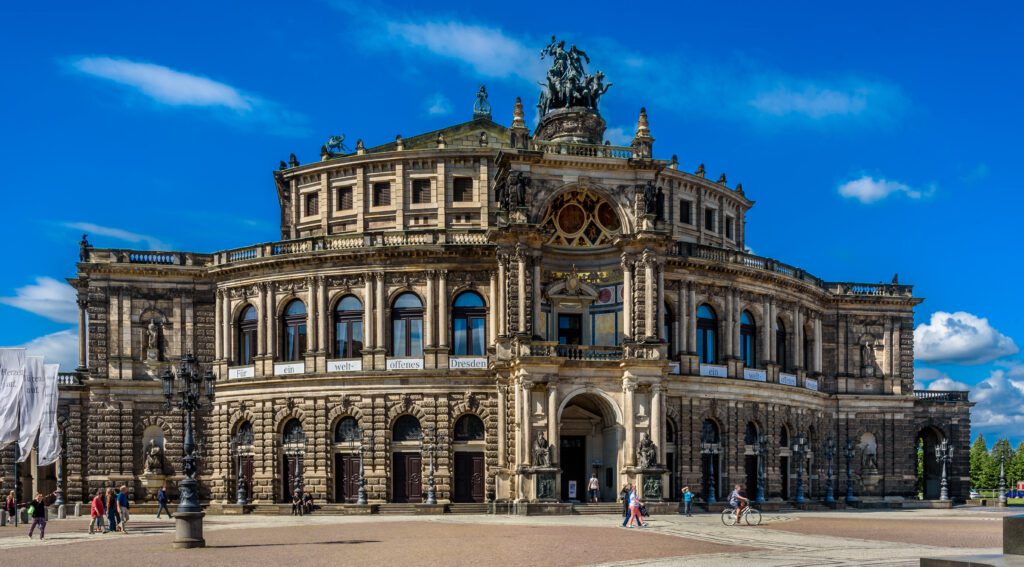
[
  {"x1": 614, "y1": 482, "x2": 750, "y2": 527},
  {"x1": 291, "y1": 490, "x2": 315, "y2": 515},
  {"x1": 88, "y1": 485, "x2": 133, "y2": 534},
  {"x1": 619, "y1": 483, "x2": 648, "y2": 528}
]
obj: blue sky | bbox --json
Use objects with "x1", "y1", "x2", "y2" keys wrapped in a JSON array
[{"x1": 2, "y1": 1, "x2": 1022, "y2": 445}]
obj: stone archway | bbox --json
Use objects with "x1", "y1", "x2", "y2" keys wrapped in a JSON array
[
  {"x1": 916, "y1": 426, "x2": 945, "y2": 500},
  {"x1": 557, "y1": 391, "x2": 622, "y2": 503}
]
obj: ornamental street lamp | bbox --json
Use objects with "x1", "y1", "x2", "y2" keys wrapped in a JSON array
[
  {"x1": 845, "y1": 438, "x2": 856, "y2": 504},
  {"x1": 755, "y1": 434, "x2": 768, "y2": 504},
  {"x1": 283, "y1": 425, "x2": 306, "y2": 511},
  {"x1": 230, "y1": 439, "x2": 247, "y2": 506},
  {"x1": 356, "y1": 428, "x2": 374, "y2": 506},
  {"x1": 423, "y1": 426, "x2": 445, "y2": 505},
  {"x1": 700, "y1": 428, "x2": 720, "y2": 504},
  {"x1": 998, "y1": 452, "x2": 1008, "y2": 506},
  {"x1": 936, "y1": 438, "x2": 953, "y2": 502},
  {"x1": 792, "y1": 432, "x2": 808, "y2": 505},
  {"x1": 824, "y1": 436, "x2": 836, "y2": 504},
  {"x1": 161, "y1": 353, "x2": 215, "y2": 549},
  {"x1": 55, "y1": 435, "x2": 66, "y2": 508}
]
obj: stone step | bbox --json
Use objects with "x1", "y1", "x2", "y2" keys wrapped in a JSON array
[{"x1": 448, "y1": 503, "x2": 488, "y2": 514}]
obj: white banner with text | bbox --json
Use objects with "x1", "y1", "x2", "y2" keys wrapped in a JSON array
[{"x1": 0, "y1": 348, "x2": 26, "y2": 449}]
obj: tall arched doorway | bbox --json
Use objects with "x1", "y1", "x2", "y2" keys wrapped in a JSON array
[
  {"x1": 452, "y1": 414, "x2": 486, "y2": 503},
  {"x1": 701, "y1": 419, "x2": 723, "y2": 502},
  {"x1": 391, "y1": 415, "x2": 423, "y2": 503},
  {"x1": 558, "y1": 391, "x2": 622, "y2": 503},
  {"x1": 916, "y1": 427, "x2": 944, "y2": 499},
  {"x1": 743, "y1": 422, "x2": 759, "y2": 499},
  {"x1": 281, "y1": 419, "x2": 305, "y2": 503},
  {"x1": 332, "y1": 416, "x2": 360, "y2": 503}
]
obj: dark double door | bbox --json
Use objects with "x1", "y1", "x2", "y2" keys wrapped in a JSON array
[
  {"x1": 560, "y1": 436, "x2": 586, "y2": 501},
  {"x1": 334, "y1": 453, "x2": 360, "y2": 503},
  {"x1": 282, "y1": 455, "x2": 303, "y2": 502},
  {"x1": 392, "y1": 452, "x2": 423, "y2": 503},
  {"x1": 453, "y1": 452, "x2": 485, "y2": 503},
  {"x1": 238, "y1": 455, "x2": 254, "y2": 502}
]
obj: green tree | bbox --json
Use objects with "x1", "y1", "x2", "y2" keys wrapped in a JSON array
[
  {"x1": 1010, "y1": 442, "x2": 1024, "y2": 489},
  {"x1": 970, "y1": 435, "x2": 991, "y2": 489}
]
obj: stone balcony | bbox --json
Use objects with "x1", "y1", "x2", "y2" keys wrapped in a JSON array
[{"x1": 913, "y1": 390, "x2": 970, "y2": 403}]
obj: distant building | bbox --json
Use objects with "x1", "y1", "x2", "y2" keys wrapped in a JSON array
[{"x1": 7, "y1": 40, "x2": 971, "y2": 508}]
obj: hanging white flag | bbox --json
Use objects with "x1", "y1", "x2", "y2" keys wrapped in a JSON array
[
  {"x1": 37, "y1": 364, "x2": 61, "y2": 467},
  {"x1": 0, "y1": 348, "x2": 26, "y2": 449},
  {"x1": 17, "y1": 356, "x2": 46, "y2": 462}
]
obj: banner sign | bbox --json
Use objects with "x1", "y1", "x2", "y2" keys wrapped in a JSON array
[
  {"x1": 36, "y1": 364, "x2": 61, "y2": 467},
  {"x1": 387, "y1": 358, "x2": 424, "y2": 371},
  {"x1": 228, "y1": 366, "x2": 255, "y2": 379},
  {"x1": 805, "y1": 378, "x2": 819, "y2": 391},
  {"x1": 743, "y1": 368, "x2": 767, "y2": 382},
  {"x1": 779, "y1": 373, "x2": 797, "y2": 386},
  {"x1": 449, "y1": 357, "x2": 487, "y2": 370},
  {"x1": 0, "y1": 348, "x2": 26, "y2": 449},
  {"x1": 699, "y1": 364, "x2": 728, "y2": 378},
  {"x1": 274, "y1": 362, "x2": 305, "y2": 376},
  {"x1": 17, "y1": 356, "x2": 46, "y2": 461},
  {"x1": 327, "y1": 359, "x2": 362, "y2": 372}
]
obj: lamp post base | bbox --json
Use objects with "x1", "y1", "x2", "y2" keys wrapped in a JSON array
[{"x1": 173, "y1": 511, "x2": 206, "y2": 549}]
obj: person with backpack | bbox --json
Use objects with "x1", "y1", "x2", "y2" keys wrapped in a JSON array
[
  {"x1": 156, "y1": 486, "x2": 172, "y2": 519},
  {"x1": 20, "y1": 492, "x2": 55, "y2": 539},
  {"x1": 89, "y1": 488, "x2": 106, "y2": 534}
]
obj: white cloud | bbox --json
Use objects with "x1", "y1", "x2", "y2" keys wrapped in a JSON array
[
  {"x1": 970, "y1": 368, "x2": 1024, "y2": 431},
  {"x1": 13, "y1": 329, "x2": 78, "y2": 371},
  {"x1": 603, "y1": 126, "x2": 632, "y2": 146},
  {"x1": 63, "y1": 221, "x2": 169, "y2": 251},
  {"x1": 0, "y1": 277, "x2": 78, "y2": 324},
  {"x1": 915, "y1": 311, "x2": 1019, "y2": 365},
  {"x1": 68, "y1": 56, "x2": 307, "y2": 134},
  {"x1": 426, "y1": 93, "x2": 452, "y2": 116},
  {"x1": 838, "y1": 175, "x2": 931, "y2": 204}
]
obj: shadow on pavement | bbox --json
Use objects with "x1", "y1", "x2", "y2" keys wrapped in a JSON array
[{"x1": 209, "y1": 539, "x2": 380, "y2": 549}]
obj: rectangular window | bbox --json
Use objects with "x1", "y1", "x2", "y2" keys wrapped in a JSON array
[
  {"x1": 704, "y1": 208, "x2": 716, "y2": 232},
  {"x1": 411, "y1": 179, "x2": 431, "y2": 204},
  {"x1": 453, "y1": 177, "x2": 473, "y2": 202},
  {"x1": 373, "y1": 182, "x2": 391, "y2": 207},
  {"x1": 679, "y1": 200, "x2": 692, "y2": 224},
  {"x1": 726, "y1": 217, "x2": 734, "y2": 240},
  {"x1": 305, "y1": 194, "x2": 319, "y2": 216},
  {"x1": 337, "y1": 187, "x2": 353, "y2": 211}
]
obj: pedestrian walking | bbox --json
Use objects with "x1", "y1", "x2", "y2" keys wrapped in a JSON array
[
  {"x1": 619, "y1": 483, "x2": 631, "y2": 523},
  {"x1": 4, "y1": 491, "x2": 15, "y2": 525},
  {"x1": 681, "y1": 485, "x2": 693, "y2": 516},
  {"x1": 156, "y1": 486, "x2": 172, "y2": 519},
  {"x1": 20, "y1": 492, "x2": 55, "y2": 539},
  {"x1": 624, "y1": 485, "x2": 646, "y2": 528},
  {"x1": 587, "y1": 474, "x2": 601, "y2": 503},
  {"x1": 105, "y1": 487, "x2": 120, "y2": 533},
  {"x1": 89, "y1": 489, "x2": 106, "y2": 534},
  {"x1": 117, "y1": 485, "x2": 130, "y2": 533}
]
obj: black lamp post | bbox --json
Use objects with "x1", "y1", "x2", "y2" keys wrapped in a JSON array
[
  {"x1": 792, "y1": 432, "x2": 807, "y2": 505},
  {"x1": 230, "y1": 439, "x2": 247, "y2": 506},
  {"x1": 283, "y1": 426, "x2": 306, "y2": 512},
  {"x1": 356, "y1": 428, "x2": 373, "y2": 506},
  {"x1": 755, "y1": 434, "x2": 768, "y2": 504},
  {"x1": 423, "y1": 426, "x2": 444, "y2": 505},
  {"x1": 844, "y1": 437, "x2": 856, "y2": 504},
  {"x1": 936, "y1": 438, "x2": 953, "y2": 502},
  {"x1": 700, "y1": 428, "x2": 720, "y2": 504},
  {"x1": 824, "y1": 435, "x2": 836, "y2": 504},
  {"x1": 161, "y1": 353, "x2": 215, "y2": 549}
]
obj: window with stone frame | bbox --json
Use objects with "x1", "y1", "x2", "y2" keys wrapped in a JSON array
[
  {"x1": 704, "y1": 207, "x2": 716, "y2": 232},
  {"x1": 453, "y1": 414, "x2": 485, "y2": 441},
  {"x1": 372, "y1": 182, "x2": 391, "y2": 207},
  {"x1": 452, "y1": 177, "x2": 473, "y2": 202},
  {"x1": 281, "y1": 300, "x2": 307, "y2": 362},
  {"x1": 305, "y1": 193, "x2": 319, "y2": 216},
  {"x1": 337, "y1": 187, "x2": 353, "y2": 211},
  {"x1": 725, "y1": 217, "x2": 735, "y2": 240},
  {"x1": 237, "y1": 305, "x2": 258, "y2": 365},
  {"x1": 775, "y1": 318, "x2": 788, "y2": 370},
  {"x1": 697, "y1": 304, "x2": 718, "y2": 364},
  {"x1": 411, "y1": 178, "x2": 431, "y2": 204},
  {"x1": 452, "y1": 291, "x2": 486, "y2": 356},
  {"x1": 334, "y1": 416, "x2": 360, "y2": 443},
  {"x1": 390, "y1": 292, "x2": 424, "y2": 357},
  {"x1": 333, "y1": 295, "x2": 364, "y2": 358},
  {"x1": 392, "y1": 415, "x2": 422, "y2": 441},
  {"x1": 679, "y1": 199, "x2": 692, "y2": 224},
  {"x1": 740, "y1": 310, "x2": 757, "y2": 367}
]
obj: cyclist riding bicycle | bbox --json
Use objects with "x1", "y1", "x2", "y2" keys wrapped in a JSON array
[{"x1": 728, "y1": 484, "x2": 748, "y2": 525}]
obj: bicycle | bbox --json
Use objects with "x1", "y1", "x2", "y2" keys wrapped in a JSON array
[{"x1": 721, "y1": 504, "x2": 761, "y2": 526}]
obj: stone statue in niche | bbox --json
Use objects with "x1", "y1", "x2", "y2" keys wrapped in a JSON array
[
  {"x1": 145, "y1": 320, "x2": 162, "y2": 361},
  {"x1": 860, "y1": 336, "x2": 880, "y2": 377},
  {"x1": 534, "y1": 431, "x2": 554, "y2": 467},
  {"x1": 144, "y1": 438, "x2": 165, "y2": 474},
  {"x1": 636, "y1": 432, "x2": 658, "y2": 469}
]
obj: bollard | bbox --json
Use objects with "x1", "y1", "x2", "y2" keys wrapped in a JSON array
[
  {"x1": 58, "y1": 505, "x2": 66, "y2": 519},
  {"x1": 74, "y1": 502, "x2": 82, "y2": 517},
  {"x1": 1, "y1": 510, "x2": 7, "y2": 526},
  {"x1": 20, "y1": 509, "x2": 28, "y2": 523}
]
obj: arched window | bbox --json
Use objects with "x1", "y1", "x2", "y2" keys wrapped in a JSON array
[
  {"x1": 334, "y1": 416, "x2": 360, "y2": 443},
  {"x1": 453, "y1": 414, "x2": 485, "y2": 441},
  {"x1": 701, "y1": 419, "x2": 720, "y2": 444},
  {"x1": 697, "y1": 304, "x2": 718, "y2": 364},
  {"x1": 744, "y1": 422, "x2": 759, "y2": 445},
  {"x1": 775, "y1": 318, "x2": 788, "y2": 370},
  {"x1": 235, "y1": 421, "x2": 254, "y2": 446},
  {"x1": 779, "y1": 425, "x2": 790, "y2": 447},
  {"x1": 662, "y1": 302, "x2": 674, "y2": 356},
  {"x1": 333, "y1": 296, "x2": 363, "y2": 358},
  {"x1": 391, "y1": 293, "x2": 424, "y2": 357},
  {"x1": 281, "y1": 300, "x2": 307, "y2": 362},
  {"x1": 452, "y1": 292, "x2": 486, "y2": 356},
  {"x1": 740, "y1": 310, "x2": 757, "y2": 368},
  {"x1": 666, "y1": 419, "x2": 676, "y2": 444},
  {"x1": 392, "y1": 415, "x2": 422, "y2": 441},
  {"x1": 282, "y1": 418, "x2": 305, "y2": 445},
  {"x1": 237, "y1": 305, "x2": 258, "y2": 365}
]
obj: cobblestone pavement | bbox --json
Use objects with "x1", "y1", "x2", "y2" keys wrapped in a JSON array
[{"x1": 0, "y1": 508, "x2": 1010, "y2": 566}]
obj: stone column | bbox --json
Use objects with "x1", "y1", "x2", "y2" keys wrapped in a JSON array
[
  {"x1": 267, "y1": 284, "x2": 276, "y2": 361},
  {"x1": 768, "y1": 300, "x2": 777, "y2": 362},
  {"x1": 687, "y1": 285, "x2": 697, "y2": 354},
  {"x1": 533, "y1": 262, "x2": 542, "y2": 335},
  {"x1": 623, "y1": 378, "x2": 636, "y2": 467},
  {"x1": 363, "y1": 277, "x2": 374, "y2": 350},
  {"x1": 76, "y1": 297, "x2": 88, "y2": 370},
  {"x1": 547, "y1": 382, "x2": 558, "y2": 464},
  {"x1": 762, "y1": 297, "x2": 771, "y2": 363},
  {"x1": 521, "y1": 381, "x2": 532, "y2": 466},
  {"x1": 375, "y1": 273, "x2": 386, "y2": 352},
  {"x1": 675, "y1": 283, "x2": 685, "y2": 356},
  {"x1": 651, "y1": 384, "x2": 664, "y2": 465},
  {"x1": 488, "y1": 271, "x2": 498, "y2": 345},
  {"x1": 497, "y1": 253, "x2": 507, "y2": 336},
  {"x1": 317, "y1": 277, "x2": 328, "y2": 353},
  {"x1": 513, "y1": 379, "x2": 522, "y2": 465},
  {"x1": 517, "y1": 252, "x2": 527, "y2": 335},
  {"x1": 425, "y1": 272, "x2": 436, "y2": 349},
  {"x1": 622, "y1": 255, "x2": 633, "y2": 340},
  {"x1": 656, "y1": 263, "x2": 665, "y2": 340},
  {"x1": 724, "y1": 290, "x2": 734, "y2": 358},
  {"x1": 794, "y1": 306, "x2": 803, "y2": 370},
  {"x1": 258, "y1": 284, "x2": 268, "y2": 356},
  {"x1": 307, "y1": 278, "x2": 317, "y2": 354},
  {"x1": 644, "y1": 256, "x2": 655, "y2": 338},
  {"x1": 814, "y1": 317, "x2": 823, "y2": 373},
  {"x1": 223, "y1": 290, "x2": 233, "y2": 362},
  {"x1": 214, "y1": 291, "x2": 222, "y2": 361},
  {"x1": 497, "y1": 382, "x2": 507, "y2": 467},
  {"x1": 437, "y1": 271, "x2": 448, "y2": 348}
]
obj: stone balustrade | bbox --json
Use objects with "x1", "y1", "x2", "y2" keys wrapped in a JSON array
[
  {"x1": 529, "y1": 139, "x2": 636, "y2": 159},
  {"x1": 913, "y1": 390, "x2": 970, "y2": 402},
  {"x1": 57, "y1": 372, "x2": 81, "y2": 386}
]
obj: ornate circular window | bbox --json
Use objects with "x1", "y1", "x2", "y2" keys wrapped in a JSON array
[
  {"x1": 556, "y1": 203, "x2": 586, "y2": 234},
  {"x1": 540, "y1": 189, "x2": 622, "y2": 247}
]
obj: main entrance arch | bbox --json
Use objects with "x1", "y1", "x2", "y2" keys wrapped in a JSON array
[
  {"x1": 557, "y1": 389, "x2": 622, "y2": 502},
  {"x1": 916, "y1": 426, "x2": 945, "y2": 499}
]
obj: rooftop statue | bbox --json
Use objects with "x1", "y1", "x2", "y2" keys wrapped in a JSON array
[
  {"x1": 473, "y1": 85, "x2": 492, "y2": 118},
  {"x1": 537, "y1": 36, "x2": 612, "y2": 117}
]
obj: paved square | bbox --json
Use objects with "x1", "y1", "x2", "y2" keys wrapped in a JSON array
[{"x1": 0, "y1": 509, "x2": 1012, "y2": 566}]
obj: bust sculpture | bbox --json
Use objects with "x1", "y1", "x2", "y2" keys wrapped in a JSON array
[
  {"x1": 636, "y1": 432, "x2": 658, "y2": 469},
  {"x1": 533, "y1": 432, "x2": 553, "y2": 467}
]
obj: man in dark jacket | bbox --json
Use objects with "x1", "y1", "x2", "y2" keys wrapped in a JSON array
[
  {"x1": 21, "y1": 492, "x2": 55, "y2": 539},
  {"x1": 156, "y1": 486, "x2": 172, "y2": 519}
]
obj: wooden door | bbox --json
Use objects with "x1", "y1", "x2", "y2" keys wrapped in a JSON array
[
  {"x1": 282, "y1": 455, "x2": 303, "y2": 502},
  {"x1": 334, "y1": 453, "x2": 360, "y2": 503},
  {"x1": 241, "y1": 455, "x2": 254, "y2": 502},
  {"x1": 392, "y1": 452, "x2": 422, "y2": 503},
  {"x1": 454, "y1": 452, "x2": 485, "y2": 503}
]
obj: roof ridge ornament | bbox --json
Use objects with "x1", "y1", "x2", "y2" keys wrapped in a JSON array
[
  {"x1": 473, "y1": 85, "x2": 492, "y2": 120},
  {"x1": 533, "y1": 36, "x2": 611, "y2": 144}
]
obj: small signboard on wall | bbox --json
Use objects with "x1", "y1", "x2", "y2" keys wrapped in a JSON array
[
  {"x1": 805, "y1": 378, "x2": 819, "y2": 391},
  {"x1": 228, "y1": 366, "x2": 255, "y2": 379},
  {"x1": 779, "y1": 373, "x2": 797, "y2": 386},
  {"x1": 699, "y1": 364, "x2": 728, "y2": 378}
]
